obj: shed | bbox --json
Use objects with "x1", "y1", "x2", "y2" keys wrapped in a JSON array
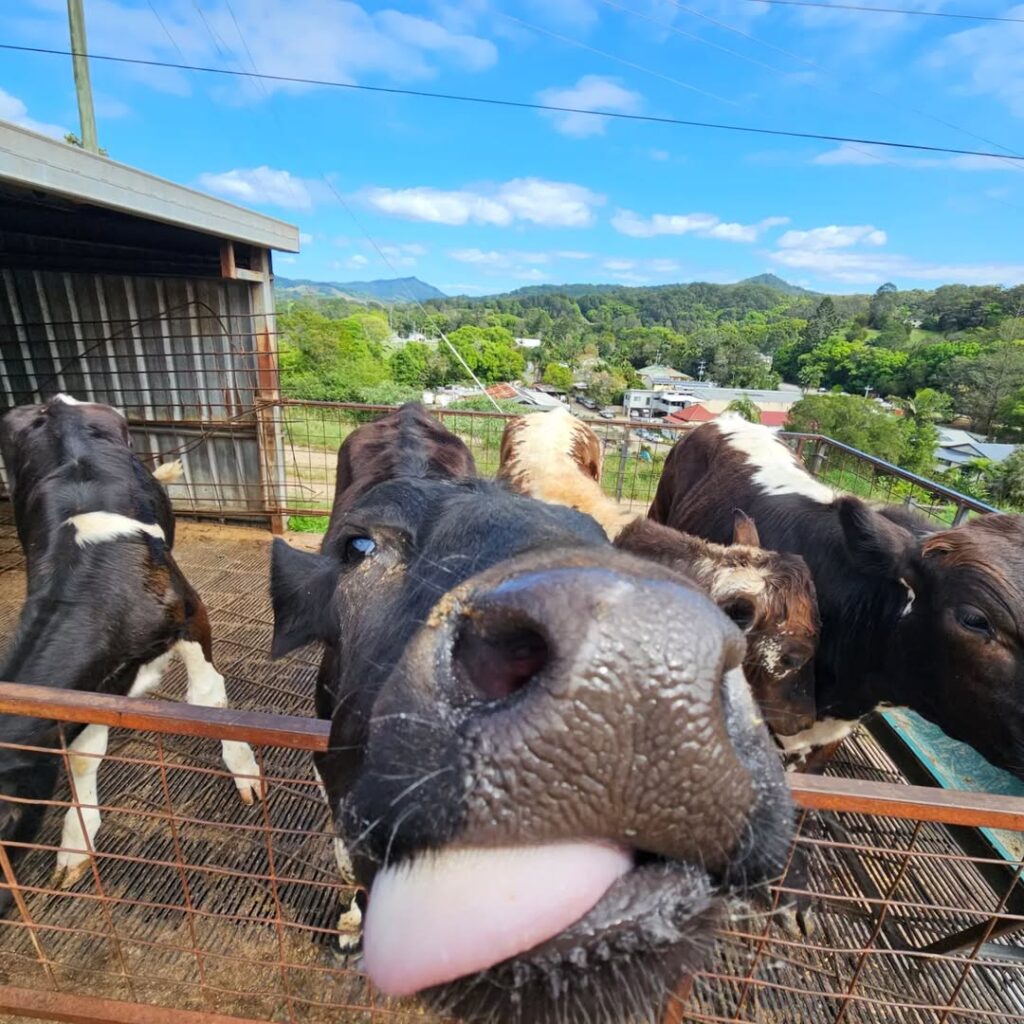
[{"x1": 0, "y1": 122, "x2": 299, "y2": 531}]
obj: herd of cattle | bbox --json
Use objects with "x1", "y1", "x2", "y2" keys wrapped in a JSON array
[{"x1": 1, "y1": 394, "x2": 1024, "y2": 1024}]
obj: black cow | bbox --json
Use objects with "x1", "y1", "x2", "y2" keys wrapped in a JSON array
[
  {"x1": 0, "y1": 395, "x2": 261, "y2": 907},
  {"x1": 650, "y1": 415, "x2": 1024, "y2": 776},
  {"x1": 270, "y1": 404, "x2": 793, "y2": 1024}
]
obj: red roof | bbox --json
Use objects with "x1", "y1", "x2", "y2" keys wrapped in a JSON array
[
  {"x1": 665, "y1": 405, "x2": 716, "y2": 424},
  {"x1": 759, "y1": 410, "x2": 789, "y2": 427},
  {"x1": 485, "y1": 383, "x2": 518, "y2": 401}
]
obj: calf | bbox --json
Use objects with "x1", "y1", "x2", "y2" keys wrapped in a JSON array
[
  {"x1": 498, "y1": 405, "x2": 636, "y2": 539},
  {"x1": 616, "y1": 515, "x2": 818, "y2": 737},
  {"x1": 0, "y1": 395, "x2": 261, "y2": 905},
  {"x1": 650, "y1": 415, "x2": 1024, "y2": 775},
  {"x1": 270, "y1": 404, "x2": 793, "y2": 1024},
  {"x1": 499, "y1": 408, "x2": 819, "y2": 737}
]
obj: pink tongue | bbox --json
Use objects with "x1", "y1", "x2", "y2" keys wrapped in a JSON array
[{"x1": 363, "y1": 842, "x2": 632, "y2": 997}]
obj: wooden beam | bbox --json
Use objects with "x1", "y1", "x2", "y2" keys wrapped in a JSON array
[{"x1": 219, "y1": 240, "x2": 236, "y2": 279}]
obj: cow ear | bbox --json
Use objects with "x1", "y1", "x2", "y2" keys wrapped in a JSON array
[
  {"x1": 732, "y1": 510, "x2": 761, "y2": 548},
  {"x1": 838, "y1": 497, "x2": 913, "y2": 577},
  {"x1": 269, "y1": 539, "x2": 340, "y2": 658}
]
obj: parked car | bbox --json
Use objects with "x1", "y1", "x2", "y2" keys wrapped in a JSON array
[
  {"x1": 579, "y1": 396, "x2": 597, "y2": 410},
  {"x1": 599, "y1": 408, "x2": 617, "y2": 419},
  {"x1": 636, "y1": 428, "x2": 662, "y2": 443}
]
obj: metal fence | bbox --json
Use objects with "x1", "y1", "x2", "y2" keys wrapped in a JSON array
[{"x1": 0, "y1": 683, "x2": 1023, "y2": 1024}]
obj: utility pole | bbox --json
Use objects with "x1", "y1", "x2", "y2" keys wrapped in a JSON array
[{"x1": 67, "y1": 0, "x2": 99, "y2": 153}]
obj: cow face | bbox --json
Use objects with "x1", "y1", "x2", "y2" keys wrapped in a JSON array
[
  {"x1": 841, "y1": 501, "x2": 1024, "y2": 776},
  {"x1": 617, "y1": 515, "x2": 818, "y2": 738},
  {"x1": 270, "y1": 406, "x2": 793, "y2": 1024}
]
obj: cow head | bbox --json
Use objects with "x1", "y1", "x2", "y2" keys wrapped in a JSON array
[
  {"x1": 617, "y1": 514, "x2": 818, "y2": 737},
  {"x1": 270, "y1": 405, "x2": 793, "y2": 1024},
  {"x1": 840, "y1": 499, "x2": 1024, "y2": 776}
]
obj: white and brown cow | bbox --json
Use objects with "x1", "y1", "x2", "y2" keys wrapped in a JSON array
[
  {"x1": 0, "y1": 395, "x2": 261, "y2": 905},
  {"x1": 499, "y1": 407, "x2": 819, "y2": 736},
  {"x1": 497, "y1": 405, "x2": 636, "y2": 539},
  {"x1": 269, "y1": 403, "x2": 794, "y2": 1024},
  {"x1": 651, "y1": 414, "x2": 1024, "y2": 776}
]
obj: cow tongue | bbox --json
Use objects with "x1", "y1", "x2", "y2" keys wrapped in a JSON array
[{"x1": 363, "y1": 841, "x2": 633, "y2": 997}]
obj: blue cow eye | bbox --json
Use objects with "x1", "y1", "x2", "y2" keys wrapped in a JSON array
[{"x1": 345, "y1": 536, "x2": 376, "y2": 562}]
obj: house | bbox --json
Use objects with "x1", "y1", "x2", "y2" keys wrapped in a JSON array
[
  {"x1": 485, "y1": 383, "x2": 563, "y2": 409},
  {"x1": 663, "y1": 406, "x2": 789, "y2": 430},
  {"x1": 515, "y1": 337, "x2": 543, "y2": 350},
  {"x1": 637, "y1": 364, "x2": 691, "y2": 389},
  {"x1": 624, "y1": 385, "x2": 800, "y2": 420},
  {"x1": 934, "y1": 428, "x2": 1017, "y2": 469}
]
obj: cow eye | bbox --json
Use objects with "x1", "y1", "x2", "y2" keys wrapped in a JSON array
[
  {"x1": 343, "y1": 536, "x2": 376, "y2": 564},
  {"x1": 722, "y1": 597, "x2": 756, "y2": 632},
  {"x1": 956, "y1": 606, "x2": 992, "y2": 638}
]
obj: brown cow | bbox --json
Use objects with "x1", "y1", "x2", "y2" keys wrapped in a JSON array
[
  {"x1": 650, "y1": 415, "x2": 1024, "y2": 778},
  {"x1": 497, "y1": 405, "x2": 636, "y2": 539}
]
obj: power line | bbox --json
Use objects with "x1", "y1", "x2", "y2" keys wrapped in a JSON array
[
  {"x1": 4, "y1": 42, "x2": 1022, "y2": 164},
  {"x1": 740, "y1": 0, "x2": 1024, "y2": 23}
]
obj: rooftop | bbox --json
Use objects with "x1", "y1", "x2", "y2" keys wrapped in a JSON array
[{"x1": 0, "y1": 122, "x2": 299, "y2": 252}]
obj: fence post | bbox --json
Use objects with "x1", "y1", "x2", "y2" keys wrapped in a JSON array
[
  {"x1": 615, "y1": 425, "x2": 630, "y2": 501},
  {"x1": 810, "y1": 441, "x2": 828, "y2": 478},
  {"x1": 952, "y1": 503, "x2": 970, "y2": 527}
]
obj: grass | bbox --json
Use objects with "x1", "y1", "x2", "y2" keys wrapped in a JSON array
[{"x1": 287, "y1": 514, "x2": 329, "y2": 534}]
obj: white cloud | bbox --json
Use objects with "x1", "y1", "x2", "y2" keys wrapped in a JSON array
[
  {"x1": 450, "y1": 248, "x2": 506, "y2": 265},
  {"x1": 14, "y1": 0, "x2": 497, "y2": 101},
  {"x1": 198, "y1": 166, "x2": 317, "y2": 210},
  {"x1": 536, "y1": 75, "x2": 643, "y2": 137},
  {"x1": 776, "y1": 225, "x2": 887, "y2": 251},
  {"x1": 612, "y1": 209, "x2": 787, "y2": 243},
  {"x1": 600, "y1": 256, "x2": 685, "y2": 282},
  {"x1": 379, "y1": 242, "x2": 427, "y2": 267},
  {"x1": 366, "y1": 178, "x2": 605, "y2": 228},
  {"x1": 814, "y1": 142, "x2": 1018, "y2": 172},
  {"x1": 299, "y1": 231, "x2": 314, "y2": 245},
  {"x1": 0, "y1": 88, "x2": 66, "y2": 138},
  {"x1": 603, "y1": 258, "x2": 636, "y2": 272},
  {"x1": 93, "y1": 94, "x2": 132, "y2": 119},
  {"x1": 449, "y1": 248, "x2": 592, "y2": 267},
  {"x1": 649, "y1": 149, "x2": 670, "y2": 161},
  {"x1": 347, "y1": 254, "x2": 370, "y2": 269},
  {"x1": 524, "y1": 0, "x2": 597, "y2": 29},
  {"x1": 770, "y1": 249, "x2": 1024, "y2": 287},
  {"x1": 554, "y1": 250, "x2": 593, "y2": 260},
  {"x1": 926, "y1": 6, "x2": 1024, "y2": 118}
]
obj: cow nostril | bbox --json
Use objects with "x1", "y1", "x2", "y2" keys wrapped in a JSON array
[{"x1": 453, "y1": 614, "x2": 551, "y2": 701}]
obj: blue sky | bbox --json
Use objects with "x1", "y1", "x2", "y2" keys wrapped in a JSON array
[{"x1": 3, "y1": 0, "x2": 1024, "y2": 295}]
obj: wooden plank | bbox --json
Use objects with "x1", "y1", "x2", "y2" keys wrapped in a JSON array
[{"x1": 0, "y1": 984, "x2": 273, "y2": 1024}]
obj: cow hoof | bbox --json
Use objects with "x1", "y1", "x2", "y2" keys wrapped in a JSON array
[
  {"x1": 235, "y1": 777, "x2": 263, "y2": 805},
  {"x1": 333, "y1": 894, "x2": 363, "y2": 958},
  {"x1": 51, "y1": 857, "x2": 91, "y2": 891},
  {"x1": 224, "y1": 741, "x2": 263, "y2": 804}
]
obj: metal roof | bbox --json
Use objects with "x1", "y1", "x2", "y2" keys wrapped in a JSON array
[{"x1": 0, "y1": 122, "x2": 300, "y2": 252}]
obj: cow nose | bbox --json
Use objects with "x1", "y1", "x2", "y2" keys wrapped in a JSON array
[{"x1": 449, "y1": 563, "x2": 758, "y2": 868}]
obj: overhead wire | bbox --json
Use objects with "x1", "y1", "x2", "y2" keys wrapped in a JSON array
[
  {"x1": 3, "y1": 43, "x2": 1022, "y2": 163},
  {"x1": 739, "y1": 0, "x2": 1024, "y2": 24}
]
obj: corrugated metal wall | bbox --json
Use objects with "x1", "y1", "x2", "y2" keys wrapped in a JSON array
[{"x1": 0, "y1": 268, "x2": 273, "y2": 519}]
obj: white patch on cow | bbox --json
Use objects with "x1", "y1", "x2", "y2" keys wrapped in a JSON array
[
  {"x1": 899, "y1": 577, "x2": 915, "y2": 618},
  {"x1": 723, "y1": 666, "x2": 763, "y2": 728},
  {"x1": 151, "y1": 459, "x2": 184, "y2": 485},
  {"x1": 707, "y1": 565, "x2": 768, "y2": 602},
  {"x1": 776, "y1": 716, "x2": 860, "y2": 758},
  {"x1": 714, "y1": 416, "x2": 834, "y2": 503},
  {"x1": 757, "y1": 635, "x2": 784, "y2": 676},
  {"x1": 53, "y1": 723, "x2": 109, "y2": 887},
  {"x1": 53, "y1": 393, "x2": 125, "y2": 418},
  {"x1": 174, "y1": 641, "x2": 262, "y2": 804},
  {"x1": 66, "y1": 512, "x2": 165, "y2": 547}
]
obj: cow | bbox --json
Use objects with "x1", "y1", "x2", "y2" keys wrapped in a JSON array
[
  {"x1": 650, "y1": 415, "x2": 1024, "y2": 777},
  {"x1": 0, "y1": 395, "x2": 261, "y2": 907},
  {"x1": 497, "y1": 405, "x2": 636, "y2": 539},
  {"x1": 269, "y1": 403, "x2": 794, "y2": 1024},
  {"x1": 615, "y1": 516, "x2": 818, "y2": 738},
  {"x1": 499, "y1": 408, "x2": 819, "y2": 737}
]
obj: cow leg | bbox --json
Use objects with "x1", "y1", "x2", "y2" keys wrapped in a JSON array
[
  {"x1": 52, "y1": 651, "x2": 174, "y2": 889},
  {"x1": 175, "y1": 640, "x2": 262, "y2": 804},
  {"x1": 313, "y1": 766, "x2": 362, "y2": 956}
]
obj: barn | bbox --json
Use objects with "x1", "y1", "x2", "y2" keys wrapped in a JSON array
[{"x1": 0, "y1": 121, "x2": 299, "y2": 532}]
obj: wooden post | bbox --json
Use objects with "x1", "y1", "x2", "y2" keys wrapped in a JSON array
[
  {"x1": 67, "y1": 0, "x2": 99, "y2": 154},
  {"x1": 250, "y1": 248, "x2": 286, "y2": 535},
  {"x1": 615, "y1": 424, "x2": 630, "y2": 501}
]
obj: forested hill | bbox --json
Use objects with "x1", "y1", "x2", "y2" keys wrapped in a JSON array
[{"x1": 276, "y1": 276, "x2": 446, "y2": 302}]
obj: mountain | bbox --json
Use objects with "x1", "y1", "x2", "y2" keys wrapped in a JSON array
[
  {"x1": 275, "y1": 276, "x2": 446, "y2": 302},
  {"x1": 738, "y1": 274, "x2": 819, "y2": 296}
]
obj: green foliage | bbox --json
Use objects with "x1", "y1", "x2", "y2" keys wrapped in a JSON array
[
  {"x1": 542, "y1": 363, "x2": 574, "y2": 391},
  {"x1": 442, "y1": 326, "x2": 525, "y2": 384},
  {"x1": 724, "y1": 397, "x2": 762, "y2": 423},
  {"x1": 788, "y1": 394, "x2": 911, "y2": 467},
  {"x1": 990, "y1": 449, "x2": 1024, "y2": 509}
]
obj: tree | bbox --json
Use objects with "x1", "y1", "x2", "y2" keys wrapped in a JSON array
[
  {"x1": 787, "y1": 394, "x2": 909, "y2": 465},
  {"x1": 990, "y1": 449, "x2": 1024, "y2": 510},
  {"x1": 868, "y1": 283, "x2": 899, "y2": 330},
  {"x1": 803, "y1": 297, "x2": 842, "y2": 347},
  {"x1": 542, "y1": 363, "x2": 574, "y2": 392},
  {"x1": 953, "y1": 340, "x2": 1024, "y2": 438},
  {"x1": 587, "y1": 367, "x2": 628, "y2": 407},
  {"x1": 724, "y1": 397, "x2": 762, "y2": 424}
]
